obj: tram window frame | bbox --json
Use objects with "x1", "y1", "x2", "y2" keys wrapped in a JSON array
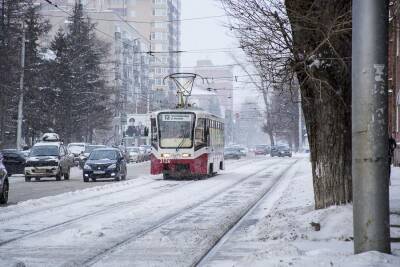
[
  {"x1": 195, "y1": 118, "x2": 206, "y2": 151},
  {"x1": 151, "y1": 118, "x2": 158, "y2": 149}
]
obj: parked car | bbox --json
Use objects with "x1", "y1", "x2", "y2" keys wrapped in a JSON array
[
  {"x1": 126, "y1": 147, "x2": 143, "y2": 163},
  {"x1": 254, "y1": 145, "x2": 270, "y2": 155},
  {"x1": 78, "y1": 145, "x2": 107, "y2": 169},
  {"x1": 140, "y1": 145, "x2": 151, "y2": 161},
  {"x1": 0, "y1": 153, "x2": 9, "y2": 204},
  {"x1": 67, "y1": 143, "x2": 87, "y2": 165},
  {"x1": 1, "y1": 149, "x2": 26, "y2": 176},
  {"x1": 271, "y1": 145, "x2": 292, "y2": 157},
  {"x1": 230, "y1": 145, "x2": 248, "y2": 157},
  {"x1": 25, "y1": 141, "x2": 74, "y2": 181},
  {"x1": 83, "y1": 148, "x2": 127, "y2": 182},
  {"x1": 224, "y1": 147, "x2": 242, "y2": 159}
]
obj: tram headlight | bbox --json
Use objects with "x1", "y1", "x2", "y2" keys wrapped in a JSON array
[
  {"x1": 161, "y1": 153, "x2": 171, "y2": 158},
  {"x1": 182, "y1": 153, "x2": 191, "y2": 158}
]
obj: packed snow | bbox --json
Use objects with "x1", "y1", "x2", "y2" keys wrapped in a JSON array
[{"x1": 0, "y1": 155, "x2": 399, "y2": 266}]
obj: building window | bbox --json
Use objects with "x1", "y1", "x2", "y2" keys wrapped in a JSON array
[
  {"x1": 153, "y1": 8, "x2": 167, "y2": 16},
  {"x1": 153, "y1": 0, "x2": 167, "y2": 4},
  {"x1": 152, "y1": 21, "x2": 167, "y2": 29}
]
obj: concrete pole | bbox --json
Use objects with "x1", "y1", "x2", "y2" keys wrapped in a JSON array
[
  {"x1": 352, "y1": 0, "x2": 391, "y2": 254},
  {"x1": 16, "y1": 21, "x2": 25, "y2": 150},
  {"x1": 298, "y1": 88, "x2": 302, "y2": 152}
]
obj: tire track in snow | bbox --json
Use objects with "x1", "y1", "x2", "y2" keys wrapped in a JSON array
[
  {"x1": 0, "y1": 157, "x2": 264, "y2": 248},
  {"x1": 82, "y1": 159, "x2": 291, "y2": 266}
]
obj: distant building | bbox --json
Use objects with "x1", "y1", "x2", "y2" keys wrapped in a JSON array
[
  {"x1": 191, "y1": 85, "x2": 222, "y2": 117},
  {"x1": 235, "y1": 99, "x2": 268, "y2": 147},
  {"x1": 37, "y1": 1, "x2": 152, "y2": 145},
  {"x1": 193, "y1": 60, "x2": 234, "y2": 143},
  {"x1": 84, "y1": 0, "x2": 182, "y2": 110}
]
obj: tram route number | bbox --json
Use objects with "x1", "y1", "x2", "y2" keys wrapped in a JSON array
[{"x1": 160, "y1": 158, "x2": 171, "y2": 164}]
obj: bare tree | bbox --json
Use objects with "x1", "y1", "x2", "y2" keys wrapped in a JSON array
[{"x1": 221, "y1": 0, "x2": 352, "y2": 209}]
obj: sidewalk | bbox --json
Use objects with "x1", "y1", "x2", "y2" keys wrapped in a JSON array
[{"x1": 205, "y1": 159, "x2": 400, "y2": 267}]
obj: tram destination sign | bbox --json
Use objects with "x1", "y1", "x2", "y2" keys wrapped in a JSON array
[{"x1": 161, "y1": 113, "x2": 192, "y2": 122}]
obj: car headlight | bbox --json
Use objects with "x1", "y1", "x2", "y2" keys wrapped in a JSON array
[
  {"x1": 83, "y1": 164, "x2": 92, "y2": 170},
  {"x1": 107, "y1": 164, "x2": 117, "y2": 170}
]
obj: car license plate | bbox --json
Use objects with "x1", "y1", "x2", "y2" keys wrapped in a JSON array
[
  {"x1": 35, "y1": 169, "x2": 47, "y2": 173},
  {"x1": 93, "y1": 170, "x2": 105, "y2": 174}
]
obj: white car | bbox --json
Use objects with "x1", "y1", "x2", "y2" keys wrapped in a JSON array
[
  {"x1": 67, "y1": 143, "x2": 86, "y2": 156},
  {"x1": 127, "y1": 147, "x2": 143, "y2": 163}
]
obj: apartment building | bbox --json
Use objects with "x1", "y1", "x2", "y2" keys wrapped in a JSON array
[
  {"x1": 37, "y1": 0, "x2": 152, "y2": 144},
  {"x1": 193, "y1": 60, "x2": 234, "y2": 143},
  {"x1": 84, "y1": 0, "x2": 182, "y2": 110}
]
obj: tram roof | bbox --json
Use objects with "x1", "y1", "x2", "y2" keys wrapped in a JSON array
[{"x1": 151, "y1": 108, "x2": 223, "y2": 121}]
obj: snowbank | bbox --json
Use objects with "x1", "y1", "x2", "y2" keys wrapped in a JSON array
[{"x1": 207, "y1": 161, "x2": 400, "y2": 266}]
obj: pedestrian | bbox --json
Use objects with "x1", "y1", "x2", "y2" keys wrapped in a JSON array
[{"x1": 389, "y1": 133, "x2": 397, "y2": 181}]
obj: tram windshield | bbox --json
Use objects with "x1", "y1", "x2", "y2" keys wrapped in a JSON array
[{"x1": 158, "y1": 113, "x2": 195, "y2": 148}]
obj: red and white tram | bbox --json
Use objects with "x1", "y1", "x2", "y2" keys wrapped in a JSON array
[{"x1": 150, "y1": 109, "x2": 224, "y2": 179}]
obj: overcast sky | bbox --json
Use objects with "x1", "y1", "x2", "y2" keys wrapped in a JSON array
[
  {"x1": 181, "y1": 0, "x2": 263, "y2": 109},
  {"x1": 180, "y1": 0, "x2": 235, "y2": 67}
]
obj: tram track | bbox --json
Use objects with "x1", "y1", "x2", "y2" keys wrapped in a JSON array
[
  {"x1": 0, "y1": 156, "x2": 256, "y2": 223},
  {"x1": 0, "y1": 157, "x2": 267, "y2": 248},
  {"x1": 82, "y1": 159, "x2": 293, "y2": 266},
  {"x1": 195, "y1": 159, "x2": 300, "y2": 266}
]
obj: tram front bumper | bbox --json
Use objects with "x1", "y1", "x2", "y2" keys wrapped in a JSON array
[{"x1": 150, "y1": 154, "x2": 208, "y2": 176}]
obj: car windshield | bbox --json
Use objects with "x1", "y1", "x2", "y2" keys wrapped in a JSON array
[
  {"x1": 68, "y1": 144, "x2": 85, "y2": 154},
  {"x1": 158, "y1": 113, "x2": 194, "y2": 148},
  {"x1": 30, "y1": 146, "x2": 59, "y2": 157},
  {"x1": 89, "y1": 150, "x2": 117, "y2": 160},
  {"x1": 127, "y1": 147, "x2": 140, "y2": 153}
]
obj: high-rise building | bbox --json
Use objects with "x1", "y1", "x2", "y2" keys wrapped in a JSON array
[
  {"x1": 37, "y1": 0, "x2": 152, "y2": 144},
  {"x1": 193, "y1": 60, "x2": 234, "y2": 143},
  {"x1": 85, "y1": 0, "x2": 182, "y2": 110}
]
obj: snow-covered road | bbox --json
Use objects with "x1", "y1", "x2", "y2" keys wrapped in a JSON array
[{"x1": 0, "y1": 156, "x2": 299, "y2": 266}]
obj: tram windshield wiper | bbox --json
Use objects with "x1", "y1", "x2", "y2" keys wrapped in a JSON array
[{"x1": 176, "y1": 130, "x2": 190, "y2": 152}]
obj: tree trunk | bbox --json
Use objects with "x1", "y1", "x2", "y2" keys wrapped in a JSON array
[{"x1": 286, "y1": 0, "x2": 352, "y2": 208}]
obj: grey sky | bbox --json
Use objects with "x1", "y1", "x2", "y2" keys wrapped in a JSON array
[
  {"x1": 181, "y1": 0, "x2": 237, "y2": 67},
  {"x1": 181, "y1": 0, "x2": 262, "y2": 109}
]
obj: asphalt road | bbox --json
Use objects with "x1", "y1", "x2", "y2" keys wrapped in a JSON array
[{"x1": 4, "y1": 161, "x2": 151, "y2": 206}]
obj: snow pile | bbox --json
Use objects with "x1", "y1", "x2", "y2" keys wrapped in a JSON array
[{"x1": 210, "y1": 161, "x2": 400, "y2": 267}]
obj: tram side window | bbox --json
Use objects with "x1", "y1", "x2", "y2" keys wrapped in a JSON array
[
  {"x1": 151, "y1": 118, "x2": 158, "y2": 149},
  {"x1": 195, "y1": 118, "x2": 206, "y2": 150}
]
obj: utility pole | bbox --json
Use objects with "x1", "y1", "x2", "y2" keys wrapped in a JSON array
[
  {"x1": 298, "y1": 88, "x2": 302, "y2": 152},
  {"x1": 16, "y1": 21, "x2": 26, "y2": 150},
  {"x1": 352, "y1": 0, "x2": 391, "y2": 254}
]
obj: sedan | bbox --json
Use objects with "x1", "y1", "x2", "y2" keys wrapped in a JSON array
[
  {"x1": 83, "y1": 148, "x2": 127, "y2": 182},
  {"x1": 224, "y1": 148, "x2": 242, "y2": 160},
  {"x1": 1, "y1": 149, "x2": 26, "y2": 176}
]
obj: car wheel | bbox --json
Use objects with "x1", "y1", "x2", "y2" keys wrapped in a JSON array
[
  {"x1": 83, "y1": 176, "x2": 89, "y2": 182},
  {"x1": 64, "y1": 168, "x2": 70, "y2": 180},
  {"x1": 25, "y1": 176, "x2": 31, "y2": 182},
  {"x1": 0, "y1": 179, "x2": 9, "y2": 204},
  {"x1": 56, "y1": 170, "x2": 62, "y2": 181},
  {"x1": 91, "y1": 178, "x2": 96, "y2": 182}
]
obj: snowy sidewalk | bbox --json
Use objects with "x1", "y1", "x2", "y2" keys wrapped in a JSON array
[{"x1": 203, "y1": 159, "x2": 400, "y2": 267}]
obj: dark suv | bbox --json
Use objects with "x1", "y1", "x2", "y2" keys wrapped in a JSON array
[
  {"x1": 83, "y1": 148, "x2": 127, "y2": 182},
  {"x1": 0, "y1": 153, "x2": 9, "y2": 204}
]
